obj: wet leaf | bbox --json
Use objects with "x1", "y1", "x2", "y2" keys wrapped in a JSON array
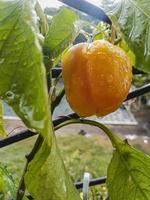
[
  {"x1": 118, "y1": 39, "x2": 135, "y2": 66},
  {"x1": 101, "y1": 0, "x2": 150, "y2": 73},
  {"x1": 0, "y1": 164, "x2": 16, "y2": 200},
  {"x1": 93, "y1": 23, "x2": 111, "y2": 41},
  {"x1": 35, "y1": 1, "x2": 49, "y2": 36},
  {"x1": 25, "y1": 138, "x2": 81, "y2": 200},
  {"x1": 43, "y1": 8, "x2": 80, "y2": 62},
  {"x1": 107, "y1": 135, "x2": 150, "y2": 200},
  {"x1": 0, "y1": 0, "x2": 51, "y2": 144},
  {"x1": 0, "y1": 1, "x2": 81, "y2": 199}
]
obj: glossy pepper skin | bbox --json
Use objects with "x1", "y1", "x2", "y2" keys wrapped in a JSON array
[{"x1": 62, "y1": 40, "x2": 132, "y2": 117}]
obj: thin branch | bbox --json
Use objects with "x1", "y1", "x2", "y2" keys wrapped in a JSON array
[
  {"x1": 111, "y1": 25, "x2": 116, "y2": 44},
  {"x1": 53, "y1": 72, "x2": 62, "y2": 86},
  {"x1": 16, "y1": 162, "x2": 28, "y2": 200},
  {"x1": 16, "y1": 135, "x2": 43, "y2": 200},
  {"x1": 50, "y1": 72, "x2": 63, "y2": 108},
  {"x1": 114, "y1": 37, "x2": 122, "y2": 45},
  {"x1": 51, "y1": 88, "x2": 65, "y2": 113},
  {"x1": 7, "y1": 126, "x2": 25, "y2": 136},
  {"x1": 26, "y1": 135, "x2": 43, "y2": 162},
  {"x1": 54, "y1": 118, "x2": 122, "y2": 147}
]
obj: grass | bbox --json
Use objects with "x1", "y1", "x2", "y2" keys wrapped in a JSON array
[
  {"x1": 0, "y1": 134, "x2": 113, "y2": 199},
  {"x1": 58, "y1": 134, "x2": 112, "y2": 181},
  {"x1": 0, "y1": 134, "x2": 112, "y2": 182},
  {"x1": 0, "y1": 136, "x2": 37, "y2": 182}
]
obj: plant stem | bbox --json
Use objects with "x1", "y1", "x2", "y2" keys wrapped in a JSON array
[
  {"x1": 111, "y1": 25, "x2": 116, "y2": 44},
  {"x1": 51, "y1": 88, "x2": 65, "y2": 113},
  {"x1": 50, "y1": 72, "x2": 64, "y2": 112},
  {"x1": 53, "y1": 72, "x2": 62, "y2": 87},
  {"x1": 54, "y1": 118, "x2": 123, "y2": 148},
  {"x1": 16, "y1": 135, "x2": 43, "y2": 200},
  {"x1": 46, "y1": 61, "x2": 52, "y2": 92},
  {"x1": 114, "y1": 37, "x2": 122, "y2": 45},
  {"x1": 26, "y1": 135, "x2": 43, "y2": 162},
  {"x1": 16, "y1": 162, "x2": 27, "y2": 200},
  {"x1": 44, "y1": 55, "x2": 53, "y2": 92}
]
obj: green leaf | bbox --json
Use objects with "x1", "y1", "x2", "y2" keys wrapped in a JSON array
[
  {"x1": 35, "y1": 1, "x2": 49, "y2": 36},
  {"x1": 0, "y1": 101, "x2": 6, "y2": 138},
  {"x1": 43, "y1": 8, "x2": 80, "y2": 62},
  {"x1": 0, "y1": 163, "x2": 17, "y2": 200},
  {"x1": 100, "y1": 0, "x2": 150, "y2": 73},
  {"x1": 0, "y1": 0, "x2": 51, "y2": 144},
  {"x1": 0, "y1": 1, "x2": 81, "y2": 199},
  {"x1": 107, "y1": 138, "x2": 150, "y2": 200},
  {"x1": 118, "y1": 39, "x2": 136, "y2": 66},
  {"x1": 93, "y1": 23, "x2": 111, "y2": 41},
  {"x1": 25, "y1": 138, "x2": 81, "y2": 200}
]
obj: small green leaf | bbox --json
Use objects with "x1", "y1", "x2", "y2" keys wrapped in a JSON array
[
  {"x1": 118, "y1": 39, "x2": 135, "y2": 66},
  {"x1": 35, "y1": 1, "x2": 49, "y2": 36},
  {"x1": 107, "y1": 139, "x2": 150, "y2": 200},
  {"x1": 43, "y1": 8, "x2": 80, "y2": 62},
  {"x1": 0, "y1": 101, "x2": 6, "y2": 138},
  {"x1": 0, "y1": 163, "x2": 17, "y2": 200},
  {"x1": 0, "y1": 0, "x2": 51, "y2": 144},
  {"x1": 100, "y1": 0, "x2": 150, "y2": 73},
  {"x1": 25, "y1": 138, "x2": 81, "y2": 200},
  {"x1": 93, "y1": 23, "x2": 111, "y2": 41}
]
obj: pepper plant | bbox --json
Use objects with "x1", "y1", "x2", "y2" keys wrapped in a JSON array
[{"x1": 0, "y1": 0, "x2": 150, "y2": 200}]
